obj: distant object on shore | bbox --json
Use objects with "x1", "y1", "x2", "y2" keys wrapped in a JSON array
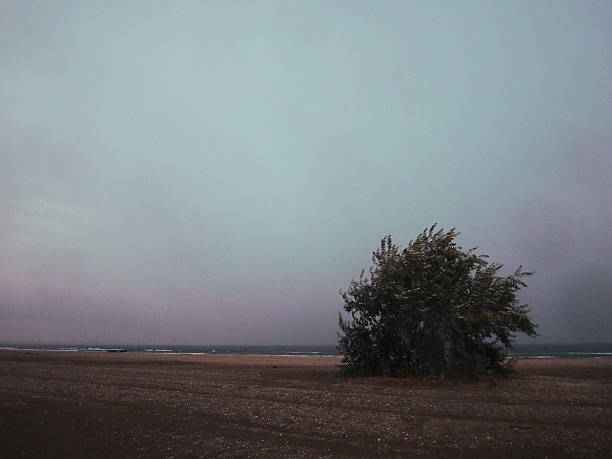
[{"x1": 106, "y1": 348, "x2": 127, "y2": 353}]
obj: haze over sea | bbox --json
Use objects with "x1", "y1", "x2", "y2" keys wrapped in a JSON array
[
  {"x1": 2, "y1": 343, "x2": 612, "y2": 360},
  {"x1": 2, "y1": 1, "x2": 611, "y2": 348}
]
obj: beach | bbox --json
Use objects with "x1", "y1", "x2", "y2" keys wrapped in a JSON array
[{"x1": 1, "y1": 351, "x2": 610, "y2": 457}]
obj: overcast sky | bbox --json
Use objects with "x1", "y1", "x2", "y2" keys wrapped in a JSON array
[{"x1": 1, "y1": 1, "x2": 610, "y2": 345}]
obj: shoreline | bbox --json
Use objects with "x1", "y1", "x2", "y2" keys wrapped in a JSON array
[
  {"x1": 3, "y1": 342, "x2": 611, "y2": 360},
  {"x1": 1, "y1": 350, "x2": 610, "y2": 457},
  {"x1": 3, "y1": 347, "x2": 612, "y2": 363}
]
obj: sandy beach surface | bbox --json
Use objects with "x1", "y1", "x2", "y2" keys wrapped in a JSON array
[{"x1": 1, "y1": 350, "x2": 610, "y2": 458}]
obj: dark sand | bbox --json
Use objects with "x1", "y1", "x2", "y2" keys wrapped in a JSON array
[{"x1": 1, "y1": 351, "x2": 610, "y2": 458}]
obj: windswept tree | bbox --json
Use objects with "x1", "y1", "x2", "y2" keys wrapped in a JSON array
[{"x1": 338, "y1": 225, "x2": 537, "y2": 377}]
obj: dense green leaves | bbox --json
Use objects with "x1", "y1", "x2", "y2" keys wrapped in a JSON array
[{"x1": 338, "y1": 225, "x2": 537, "y2": 377}]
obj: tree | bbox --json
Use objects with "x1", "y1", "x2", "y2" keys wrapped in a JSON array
[{"x1": 338, "y1": 225, "x2": 537, "y2": 377}]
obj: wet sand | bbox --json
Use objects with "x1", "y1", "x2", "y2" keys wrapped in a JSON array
[{"x1": 1, "y1": 350, "x2": 610, "y2": 458}]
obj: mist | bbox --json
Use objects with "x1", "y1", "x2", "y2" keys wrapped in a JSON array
[{"x1": 1, "y1": 1, "x2": 610, "y2": 344}]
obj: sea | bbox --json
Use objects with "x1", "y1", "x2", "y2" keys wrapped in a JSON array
[{"x1": 1, "y1": 343, "x2": 612, "y2": 359}]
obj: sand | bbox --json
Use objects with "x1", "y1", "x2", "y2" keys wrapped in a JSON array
[{"x1": 1, "y1": 350, "x2": 610, "y2": 458}]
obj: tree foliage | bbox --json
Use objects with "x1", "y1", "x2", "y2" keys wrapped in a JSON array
[{"x1": 338, "y1": 225, "x2": 537, "y2": 377}]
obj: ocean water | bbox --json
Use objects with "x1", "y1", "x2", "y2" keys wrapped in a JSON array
[
  {"x1": 0, "y1": 344, "x2": 338, "y2": 356},
  {"x1": 1, "y1": 342, "x2": 612, "y2": 359},
  {"x1": 508, "y1": 342, "x2": 612, "y2": 359}
]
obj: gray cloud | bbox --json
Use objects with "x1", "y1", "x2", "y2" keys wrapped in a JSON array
[
  {"x1": 507, "y1": 126, "x2": 611, "y2": 342},
  {"x1": 1, "y1": 1, "x2": 611, "y2": 344}
]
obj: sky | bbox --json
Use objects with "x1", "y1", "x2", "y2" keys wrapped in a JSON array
[{"x1": 1, "y1": 1, "x2": 610, "y2": 345}]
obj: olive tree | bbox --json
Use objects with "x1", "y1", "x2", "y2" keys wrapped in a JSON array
[{"x1": 338, "y1": 225, "x2": 537, "y2": 377}]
